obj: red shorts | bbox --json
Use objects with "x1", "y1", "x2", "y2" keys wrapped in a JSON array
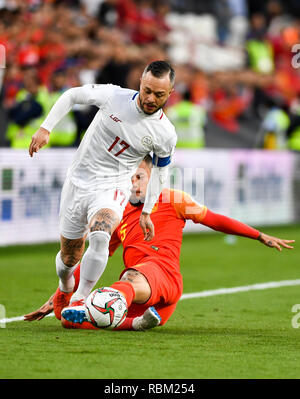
[{"x1": 119, "y1": 255, "x2": 183, "y2": 325}]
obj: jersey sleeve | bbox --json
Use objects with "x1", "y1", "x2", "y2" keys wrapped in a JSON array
[
  {"x1": 152, "y1": 129, "x2": 177, "y2": 166},
  {"x1": 80, "y1": 84, "x2": 119, "y2": 107},
  {"x1": 142, "y1": 164, "x2": 169, "y2": 214},
  {"x1": 167, "y1": 189, "x2": 260, "y2": 239},
  {"x1": 168, "y1": 189, "x2": 207, "y2": 223},
  {"x1": 201, "y1": 209, "x2": 260, "y2": 239},
  {"x1": 41, "y1": 84, "x2": 118, "y2": 132}
]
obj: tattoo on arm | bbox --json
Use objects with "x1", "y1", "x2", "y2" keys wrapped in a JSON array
[{"x1": 49, "y1": 294, "x2": 54, "y2": 307}]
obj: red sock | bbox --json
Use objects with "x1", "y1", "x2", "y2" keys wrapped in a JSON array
[
  {"x1": 113, "y1": 317, "x2": 134, "y2": 330},
  {"x1": 73, "y1": 264, "x2": 81, "y2": 292},
  {"x1": 110, "y1": 281, "x2": 135, "y2": 308}
]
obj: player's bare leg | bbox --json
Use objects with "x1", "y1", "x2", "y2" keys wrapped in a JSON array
[
  {"x1": 59, "y1": 236, "x2": 86, "y2": 291},
  {"x1": 119, "y1": 269, "x2": 152, "y2": 304},
  {"x1": 70, "y1": 208, "x2": 120, "y2": 304},
  {"x1": 53, "y1": 236, "x2": 85, "y2": 319}
]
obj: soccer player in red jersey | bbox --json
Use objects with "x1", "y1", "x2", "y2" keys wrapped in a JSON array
[{"x1": 24, "y1": 156, "x2": 295, "y2": 330}]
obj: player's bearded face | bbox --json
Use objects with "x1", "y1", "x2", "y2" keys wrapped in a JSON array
[
  {"x1": 138, "y1": 73, "x2": 173, "y2": 115},
  {"x1": 130, "y1": 163, "x2": 151, "y2": 205}
]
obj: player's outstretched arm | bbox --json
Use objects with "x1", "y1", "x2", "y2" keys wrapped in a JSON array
[
  {"x1": 29, "y1": 87, "x2": 83, "y2": 157},
  {"x1": 172, "y1": 192, "x2": 295, "y2": 252},
  {"x1": 28, "y1": 85, "x2": 117, "y2": 157},
  {"x1": 201, "y1": 210, "x2": 295, "y2": 252},
  {"x1": 24, "y1": 294, "x2": 54, "y2": 322},
  {"x1": 258, "y1": 232, "x2": 295, "y2": 252}
]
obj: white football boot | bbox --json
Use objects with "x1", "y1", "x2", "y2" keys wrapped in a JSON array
[{"x1": 132, "y1": 306, "x2": 161, "y2": 331}]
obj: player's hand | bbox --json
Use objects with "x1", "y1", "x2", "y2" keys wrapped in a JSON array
[
  {"x1": 24, "y1": 294, "x2": 54, "y2": 322},
  {"x1": 258, "y1": 232, "x2": 295, "y2": 252},
  {"x1": 139, "y1": 212, "x2": 155, "y2": 241},
  {"x1": 29, "y1": 127, "x2": 50, "y2": 157}
]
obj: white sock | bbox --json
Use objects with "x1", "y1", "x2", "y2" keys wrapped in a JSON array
[
  {"x1": 56, "y1": 251, "x2": 78, "y2": 293},
  {"x1": 71, "y1": 231, "x2": 110, "y2": 302}
]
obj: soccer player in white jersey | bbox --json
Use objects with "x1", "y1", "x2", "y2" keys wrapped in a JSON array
[{"x1": 28, "y1": 60, "x2": 177, "y2": 318}]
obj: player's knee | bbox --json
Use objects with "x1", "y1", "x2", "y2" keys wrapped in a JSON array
[
  {"x1": 121, "y1": 270, "x2": 151, "y2": 304},
  {"x1": 88, "y1": 231, "x2": 110, "y2": 259},
  {"x1": 121, "y1": 269, "x2": 144, "y2": 284}
]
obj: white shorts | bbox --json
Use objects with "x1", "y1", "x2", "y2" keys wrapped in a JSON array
[{"x1": 59, "y1": 179, "x2": 131, "y2": 239}]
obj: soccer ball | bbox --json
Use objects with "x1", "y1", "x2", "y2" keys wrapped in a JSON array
[{"x1": 85, "y1": 287, "x2": 128, "y2": 329}]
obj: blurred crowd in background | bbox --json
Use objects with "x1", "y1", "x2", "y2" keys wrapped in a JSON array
[{"x1": 0, "y1": 0, "x2": 300, "y2": 150}]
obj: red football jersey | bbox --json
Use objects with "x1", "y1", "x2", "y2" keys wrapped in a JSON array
[{"x1": 109, "y1": 188, "x2": 207, "y2": 276}]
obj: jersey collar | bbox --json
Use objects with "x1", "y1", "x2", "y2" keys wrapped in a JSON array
[{"x1": 132, "y1": 92, "x2": 164, "y2": 120}]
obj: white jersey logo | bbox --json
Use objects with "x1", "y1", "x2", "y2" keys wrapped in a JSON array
[
  {"x1": 110, "y1": 114, "x2": 122, "y2": 123},
  {"x1": 141, "y1": 135, "x2": 153, "y2": 150}
]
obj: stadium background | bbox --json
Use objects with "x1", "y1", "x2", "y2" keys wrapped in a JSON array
[
  {"x1": 0, "y1": 0, "x2": 300, "y2": 381},
  {"x1": 0, "y1": 0, "x2": 300, "y2": 244}
]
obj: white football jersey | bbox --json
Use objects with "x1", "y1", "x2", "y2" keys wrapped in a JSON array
[{"x1": 59, "y1": 84, "x2": 177, "y2": 190}]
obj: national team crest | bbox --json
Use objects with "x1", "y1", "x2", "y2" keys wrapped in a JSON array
[{"x1": 141, "y1": 136, "x2": 153, "y2": 150}]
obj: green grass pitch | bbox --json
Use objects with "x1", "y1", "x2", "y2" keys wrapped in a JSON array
[{"x1": 0, "y1": 225, "x2": 300, "y2": 379}]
